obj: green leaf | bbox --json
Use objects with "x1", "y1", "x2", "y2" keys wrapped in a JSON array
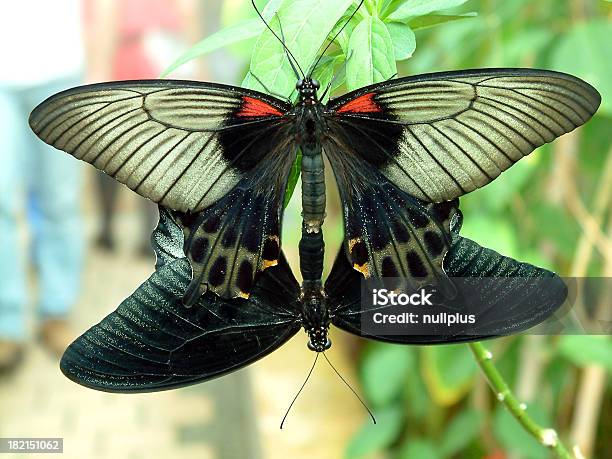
[
  {"x1": 161, "y1": 19, "x2": 263, "y2": 77},
  {"x1": 283, "y1": 150, "x2": 302, "y2": 208},
  {"x1": 493, "y1": 403, "x2": 550, "y2": 459},
  {"x1": 550, "y1": 19, "x2": 612, "y2": 116},
  {"x1": 345, "y1": 406, "x2": 403, "y2": 459},
  {"x1": 398, "y1": 439, "x2": 441, "y2": 459},
  {"x1": 346, "y1": 16, "x2": 397, "y2": 91},
  {"x1": 360, "y1": 343, "x2": 414, "y2": 407},
  {"x1": 328, "y1": 4, "x2": 362, "y2": 54},
  {"x1": 245, "y1": 0, "x2": 354, "y2": 98},
  {"x1": 421, "y1": 344, "x2": 477, "y2": 405},
  {"x1": 439, "y1": 409, "x2": 484, "y2": 456},
  {"x1": 408, "y1": 12, "x2": 476, "y2": 30},
  {"x1": 404, "y1": 368, "x2": 431, "y2": 420},
  {"x1": 387, "y1": 0, "x2": 470, "y2": 21},
  {"x1": 386, "y1": 22, "x2": 416, "y2": 60},
  {"x1": 557, "y1": 336, "x2": 612, "y2": 372}
]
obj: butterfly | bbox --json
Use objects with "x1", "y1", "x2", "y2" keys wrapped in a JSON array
[{"x1": 28, "y1": 3, "x2": 600, "y2": 391}]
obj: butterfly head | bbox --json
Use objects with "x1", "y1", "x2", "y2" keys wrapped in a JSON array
[{"x1": 296, "y1": 78, "x2": 320, "y2": 104}]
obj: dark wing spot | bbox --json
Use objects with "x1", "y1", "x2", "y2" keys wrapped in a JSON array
[
  {"x1": 178, "y1": 211, "x2": 200, "y2": 228},
  {"x1": 349, "y1": 239, "x2": 368, "y2": 265},
  {"x1": 392, "y1": 220, "x2": 410, "y2": 243},
  {"x1": 262, "y1": 237, "x2": 280, "y2": 261},
  {"x1": 406, "y1": 206, "x2": 429, "y2": 228},
  {"x1": 242, "y1": 228, "x2": 260, "y2": 253},
  {"x1": 424, "y1": 231, "x2": 444, "y2": 257},
  {"x1": 381, "y1": 257, "x2": 399, "y2": 277},
  {"x1": 371, "y1": 228, "x2": 390, "y2": 251},
  {"x1": 432, "y1": 199, "x2": 458, "y2": 223},
  {"x1": 208, "y1": 257, "x2": 227, "y2": 287},
  {"x1": 406, "y1": 251, "x2": 428, "y2": 277},
  {"x1": 236, "y1": 260, "x2": 254, "y2": 293},
  {"x1": 202, "y1": 214, "x2": 221, "y2": 233},
  {"x1": 190, "y1": 237, "x2": 209, "y2": 263},
  {"x1": 221, "y1": 227, "x2": 237, "y2": 248}
]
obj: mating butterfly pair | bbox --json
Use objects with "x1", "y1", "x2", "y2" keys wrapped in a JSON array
[{"x1": 29, "y1": 67, "x2": 599, "y2": 392}]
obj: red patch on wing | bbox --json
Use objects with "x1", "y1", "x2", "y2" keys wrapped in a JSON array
[
  {"x1": 336, "y1": 93, "x2": 382, "y2": 114},
  {"x1": 236, "y1": 96, "x2": 284, "y2": 118}
]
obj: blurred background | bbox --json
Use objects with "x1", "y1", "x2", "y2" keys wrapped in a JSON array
[{"x1": 0, "y1": 0, "x2": 610, "y2": 458}]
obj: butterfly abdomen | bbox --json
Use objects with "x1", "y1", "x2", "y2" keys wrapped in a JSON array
[{"x1": 301, "y1": 144, "x2": 326, "y2": 233}]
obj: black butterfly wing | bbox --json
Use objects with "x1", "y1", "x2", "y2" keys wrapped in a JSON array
[
  {"x1": 323, "y1": 141, "x2": 459, "y2": 296},
  {"x1": 325, "y1": 207, "x2": 568, "y2": 344},
  {"x1": 30, "y1": 80, "x2": 297, "y2": 300},
  {"x1": 60, "y1": 209, "x2": 302, "y2": 392},
  {"x1": 325, "y1": 68, "x2": 600, "y2": 203},
  {"x1": 176, "y1": 171, "x2": 289, "y2": 304}
]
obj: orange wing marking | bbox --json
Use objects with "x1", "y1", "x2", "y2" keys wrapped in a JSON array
[
  {"x1": 336, "y1": 93, "x2": 382, "y2": 114},
  {"x1": 236, "y1": 96, "x2": 284, "y2": 118}
]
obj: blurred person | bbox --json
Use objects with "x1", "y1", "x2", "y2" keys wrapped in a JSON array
[
  {"x1": 0, "y1": 1, "x2": 85, "y2": 374},
  {"x1": 85, "y1": 0, "x2": 204, "y2": 255}
]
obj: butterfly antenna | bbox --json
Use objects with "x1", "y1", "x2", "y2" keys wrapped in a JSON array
[
  {"x1": 322, "y1": 352, "x2": 376, "y2": 425},
  {"x1": 251, "y1": 0, "x2": 305, "y2": 80},
  {"x1": 308, "y1": 0, "x2": 365, "y2": 77},
  {"x1": 276, "y1": 16, "x2": 303, "y2": 81},
  {"x1": 280, "y1": 353, "x2": 319, "y2": 429}
]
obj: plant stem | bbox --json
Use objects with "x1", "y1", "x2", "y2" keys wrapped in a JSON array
[{"x1": 468, "y1": 342, "x2": 576, "y2": 459}]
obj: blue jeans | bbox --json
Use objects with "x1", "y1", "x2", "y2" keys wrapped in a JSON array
[{"x1": 0, "y1": 77, "x2": 84, "y2": 340}]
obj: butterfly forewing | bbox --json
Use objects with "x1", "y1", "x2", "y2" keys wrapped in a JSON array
[
  {"x1": 29, "y1": 80, "x2": 292, "y2": 213},
  {"x1": 325, "y1": 68, "x2": 601, "y2": 203},
  {"x1": 30, "y1": 80, "x2": 297, "y2": 300}
]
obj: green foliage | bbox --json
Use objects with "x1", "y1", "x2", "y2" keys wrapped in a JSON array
[
  {"x1": 345, "y1": 406, "x2": 404, "y2": 459},
  {"x1": 360, "y1": 343, "x2": 415, "y2": 407},
  {"x1": 557, "y1": 336, "x2": 612, "y2": 372},
  {"x1": 421, "y1": 345, "x2": 478, "y2": 405},
  {"x1": 398, "y1": 439, "x2": 441, "y2": 459},
  {"x1": 438, "y1": 409, "x2": 484, "y2": 456},
  {"x1": 551, "y1": 20, "x2": 612, "y2": 116},
  {"x1": 346, "y1": 15, "x2": 396, "y2": 90},
  {"x1": 385, "y1": 0, "x2": 470, "y2": 21},
  {"x1": 386, "y1": 22, "x2": 416, "y2": 60}
]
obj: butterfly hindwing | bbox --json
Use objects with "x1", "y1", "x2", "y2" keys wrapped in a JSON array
[
  {"x1": 325, "y1": 68, "x2": 600, "y2": 203},
  {"x1": 325, "y1": 205, "x2": 567, "y2": 344},
  {"x1": 60, "y1": 209, "x2": 302, "y2": 392},
  {"x1": 177, "y1": 164, "x2": 291, "y2": 303},
  {"x1": 29, "y1": 80, "x2": 293, "y2": 213},
  {"x1": 324, "y1": 145, "x2": 458, "y2": 294}
]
